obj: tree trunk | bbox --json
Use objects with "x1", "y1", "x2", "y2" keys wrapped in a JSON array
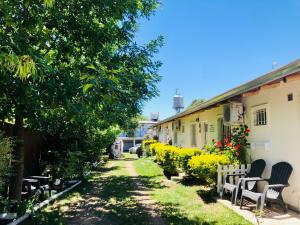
[{"x1": 9, "y1": 113, "x2": 24, "y2": 203}]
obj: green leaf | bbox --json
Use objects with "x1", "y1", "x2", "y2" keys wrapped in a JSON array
[
  {"x1": 83, "y1": 83, "x2": 93, "y2": 93},
  {"x1": 86, "y1": 64, "x2": 96, "y2": 71}
]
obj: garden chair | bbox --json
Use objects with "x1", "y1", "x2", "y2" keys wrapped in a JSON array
[
  {"x1": 222, "y1": 159, "x2": 266, "y2": 205},
  {"x1": 240, "y1": 161, "x2": 293, "y2": 212}
]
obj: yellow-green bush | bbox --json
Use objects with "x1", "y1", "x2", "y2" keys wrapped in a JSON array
[
  {"x1": 149, "y1": 142, "x2": 204, "y2": 176},
  {"x1": 149, "y1": 142, "x2": 165, "y2": 156},
  {"x1": 175, "y1": 148, "x2": 203, "y2": 171},
  {"x1": 142, "y1": 140, "x2": 157, "y2": 156},
  {"x1": 188, "y1": 154, "x2": 230, "y2": 184},
  {"x1": 149, "y1": 143, "x2": 179, "y2": 175}
]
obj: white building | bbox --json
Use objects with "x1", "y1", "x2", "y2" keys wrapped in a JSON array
[
  {"x1": 153, "y1": 59, "x2": 300, "y2": 212},
  {"x1": 117, "y1": 120, "x2": 158, "y2": 152}
]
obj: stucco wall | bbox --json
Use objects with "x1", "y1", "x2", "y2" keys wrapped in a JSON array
[
  {"x1": 170, "y1": 106, "x2": 223, "y2": 148},
  {"x1": 243, "y1": 79, "x2": 300, "y2": 211}
]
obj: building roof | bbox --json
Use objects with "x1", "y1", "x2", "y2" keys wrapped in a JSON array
[
  {"x1": 154, "y1": 59, "x2": 300, "y2": 127},
  {"x1": 138, "y1": 120, "x2": 158, "y2": 124}
]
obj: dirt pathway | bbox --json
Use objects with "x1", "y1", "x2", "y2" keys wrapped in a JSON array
[
  {"x1": 38, "y1": 156, "x2": 165, "y2": 225},
  {"x1": 125, "y1": 159, "x2": 165, "y2": 225}
]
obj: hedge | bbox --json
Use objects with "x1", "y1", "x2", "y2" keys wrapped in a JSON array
[
  {"x1": 148, "y1": 141, "x2": 230, "y2": 183},
  {"x1": 142, "y1": 140, "x2": 158, "y2": 156},
  {"x1": 187, "y1": 154, "x2": 230, "y2": 184},
  {"x1": 149, "y1": 142, "x2": 203, "y2": 175}
]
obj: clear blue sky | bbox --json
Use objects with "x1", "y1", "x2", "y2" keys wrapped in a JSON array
[{"x1": 135, "y1": 0, "x2": 300, "y2": 120}]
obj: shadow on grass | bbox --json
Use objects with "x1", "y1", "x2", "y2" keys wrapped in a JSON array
[
  {"x1": 122, "y1": 157, "x2": 138, "y2": 161},
  {"x1": 99, "y1": 166, "x2": 121, "y2": 173},
  {"x1": 157, "y1": 202, "x2": 217, "y2": 225},
  {"x1": 28, "y1": 173, "x2": 165, "y2": 225},
  {"x1": 196, "y1": 188, "x2": 217, "y2": 204}
]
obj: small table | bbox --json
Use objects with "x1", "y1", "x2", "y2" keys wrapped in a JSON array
[{"x1": 30, "y1": 176, "x2": 50, "y2": 185}]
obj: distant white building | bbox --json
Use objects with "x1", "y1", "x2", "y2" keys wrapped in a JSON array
[{"x1": 114, "y1": 120, "x2": 158, "y2": 153}]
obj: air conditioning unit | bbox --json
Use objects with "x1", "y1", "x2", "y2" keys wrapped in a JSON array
[{"x1": 223, "y1": 102, "x2": 244, "y2": 124}]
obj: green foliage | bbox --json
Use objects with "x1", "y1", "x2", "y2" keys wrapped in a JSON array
[
  {"x1": 0, "y1": 0, "x2": 162, "y2": 201},
  {"x1": 149, "y1": 142, "x2": 203, "y2": 176},
  {"x1": 205, "y1": 124, "x2": 250, "y2": 163},
  {"x1": 0, "y1": 132, "x2": 13, "y2": 211},
  {"x1": 154, "y1": 144, "x2": 179, "y2": 175},
  {"x1": 188, "y1": 154, "x2": 230, "y2": 184},
  {"x1": 142, "y1": 139, "x2": 157, "y2": 156},
  {"x1": 174, "y1": 148, "x2": 202, "y2": 171},
  {"x1": 186, "y1": 98, "x2": 206, "y2": 109},
  {"x1": 0, "y1": 132, "x2": 12, "y2": 193}
]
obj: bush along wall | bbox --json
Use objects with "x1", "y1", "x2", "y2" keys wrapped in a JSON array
[
  {"x1": 142, "y1": 140, "x2": 158, "y2": 156},
  {"x1": 147, "y1": 142, "x2": 203, "y2": 178},
  {"x1": 187, "y1": 154, "x2": 230, "y2": 185}
]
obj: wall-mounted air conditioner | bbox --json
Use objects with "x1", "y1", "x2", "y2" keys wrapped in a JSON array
[{"x1": 223, "y1": 102, "x2": 244, "y2": 124}]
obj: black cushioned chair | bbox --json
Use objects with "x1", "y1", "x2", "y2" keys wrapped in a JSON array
[
  {"x1": 240, "y1": 161, "x2": 293, "y2": 212},
  {"x1": 222, "y1": 159, "x2": 266, "y2": 205}
]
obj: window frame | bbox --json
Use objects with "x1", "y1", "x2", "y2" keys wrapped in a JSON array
[{"x1": 251, "y1": 104, "x2": 270, "y2": 127}]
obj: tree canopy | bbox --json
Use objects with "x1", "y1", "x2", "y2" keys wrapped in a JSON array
[
  {"x1": 0, "y1": 0, "x2": 162, "y2": 202},
  {"x1": 186, "y1": 98, "x2": 206, "y2": 109}
]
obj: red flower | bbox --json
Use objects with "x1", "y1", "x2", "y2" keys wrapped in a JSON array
[
  {"x1": 215, "y1": 141, "x2": 222, "y2": 148},
  {"x1": 235, "y1": 152, "x2": 239, "y2": 157},
  {"x1": 242, "y1": 135, "x2": 246, "y2": 139},
  {"x1": 246, "y1": 129, "x2": 251, "y2": 133},
  {"x1": 226, "y1": 142, "x2": 232, "y2": 147},
  {"x1": 234, "y1": 144, "x2": 241, "y2": 151}
]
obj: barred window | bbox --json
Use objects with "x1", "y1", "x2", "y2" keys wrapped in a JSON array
[{"x1": 254, "y1": 108, "x2": 267, "y2": 126}]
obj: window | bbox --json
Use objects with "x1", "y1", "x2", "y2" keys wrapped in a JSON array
[
  {"x1": 191, "y1": 124, "x2": 197, "y2": 146},
  {"x1": 218, "y1": 118, "x2": 231, "y2": 144},
  {"x1": 254, "y1": 108, "x2": 267, "y2": 126},
  {"x1": 174, "y1": 132, "x2": 178, "y2": 145}
]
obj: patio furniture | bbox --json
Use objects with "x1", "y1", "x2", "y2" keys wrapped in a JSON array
[
  {"x1": 30, "y1": 176, "x2": 51, "y2": 200},
  {"x1": 21, "y1": 178, "x2": 40, "y2": 199},
  {"x1": 49, "y1": 179, "x2": 65, "y2": 194},
  {"x1": 240, "y1": 161, "x2": 293, "y2": 212},
  {"x1": 222, "y1": 159, "x2": 266, "y2": 204}
]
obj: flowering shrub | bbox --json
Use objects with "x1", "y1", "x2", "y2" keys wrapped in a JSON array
[
  {"x1": 187, "y1": 154, "x2": 230, "y2": 184},
  {"x1": 204, "y1": 124, "x2": 250, "y2": 163},
  {"x1": 142, "y1": 140, "x2": 157, "y2": 156},
  {"x1": 228, "y1": 125, "x2": 250, "y2": 163}
]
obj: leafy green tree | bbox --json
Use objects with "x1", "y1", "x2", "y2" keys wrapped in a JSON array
[
  {"x1": 0, "y1": 0, "x2": 162, "y2": 202},
  {"x1": 186, "y1": 98, "x2": 206, "y2": 109}
]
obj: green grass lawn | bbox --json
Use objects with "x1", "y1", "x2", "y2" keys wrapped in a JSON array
[
  {"x1": 134, "y1": 156, "x2": 252, "y2": 225},
  {"x1": 25, "y1": 155, "x2": 252, "y2": 225}
]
